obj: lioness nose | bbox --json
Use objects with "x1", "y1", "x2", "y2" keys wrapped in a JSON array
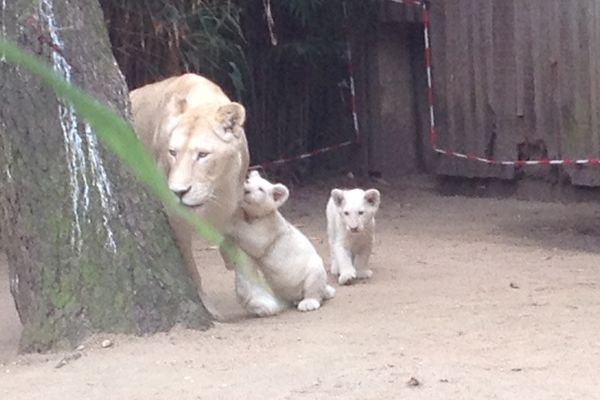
[
  {"x1": 350, "y1": 226, "x2": 359, "y2": 233},
  {"x1": 173, "y1": 186, "x2": 191, "y2": 199}
]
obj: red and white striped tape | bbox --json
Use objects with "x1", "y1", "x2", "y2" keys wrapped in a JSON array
[
  {"x1": 249, "y1": 140, "x2": 354, "y2": 170},
  {"x1": 253, "y1": 0, "x2": 599, "y2": 171},
  {"x1": 415, "y1": 1, "x2": 600, "y2": 167},
  {"x1": 249, "y1": 2, "x2": 363, "y2": 171},
  {"x1": 389, "y1": 0, "x2": 426, "y2": 5}
]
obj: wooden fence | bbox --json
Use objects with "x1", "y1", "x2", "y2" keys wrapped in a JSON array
[{"x1": 429, "y1": 0, "x2": 600, "y2": 186}]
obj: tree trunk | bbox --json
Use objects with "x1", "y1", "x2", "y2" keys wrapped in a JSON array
[{"x1": 0, "y1": 0, "x2": 211, "y2": 353}]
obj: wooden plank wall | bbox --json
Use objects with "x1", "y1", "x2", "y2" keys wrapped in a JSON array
[
  {"x1": 356, "y1": 1, "x2": 426, "y2": 177},
  {"x1": 430, "y1": 0, "x2": 600, "y2": 185}
]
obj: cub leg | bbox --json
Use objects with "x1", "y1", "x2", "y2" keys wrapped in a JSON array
[
  {"x1": 297, "y1": 269, "x2": 327, "y2": 312},
  {"x1": 330, "y1": 247, "x2": 339, "y2": 276},
  {"x1": 219, "y1": 235, "x2": 238, "y2": 271},
  {"x1": 333, "y1": 244, "x2": 356, "y2": 285},
  {"x1": 327, "y1": 225, "x2": 339, "y2": 275},
  {"x1": 354, "y1": 249, "x2": 373, "y2": 280},
  {"x1": 235, "y1": 271, "x2": 287, "y2": 317}
]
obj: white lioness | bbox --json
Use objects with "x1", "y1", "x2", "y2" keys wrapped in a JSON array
[
  {"x1": 326, "y1": 188, "x2": 381, "y2": 285},
  {"x1": 230, "y1": 171, "x2": 335, "y2": 313},
  {"x1": 129, "y1": 73, "x2": 250, "y2": 314}
]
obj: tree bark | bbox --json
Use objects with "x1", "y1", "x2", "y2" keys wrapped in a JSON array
[{"x1": 0, "y1": 0, "x2": 211, "y2": 353}]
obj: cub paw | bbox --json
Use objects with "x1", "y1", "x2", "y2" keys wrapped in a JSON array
[
  {"x1": 247, "y1": 298, "x2": 286, "y2": 317},
  {"x1": 297, "y1": 298, "x2": 321, "y2": 312},
  {"x1": 338, "y1": 271, "x2": 356, "y2": 285},
  {"x1": 323, "y1": 285, "x2": 336, "y2": 300}
]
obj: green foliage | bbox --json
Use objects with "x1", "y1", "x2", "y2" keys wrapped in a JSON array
[
  {"x1": 99, "y1": 0, "x2": 247, "y2": 97},
  {"x1": 181, "y1": 1, "x2": 247, "y2": 94},
  {"x1": 279, "y1": 0, "x2": 325, "y2": 28},
  {"x1": 99, "y1": 0, "x2": 378, "y2": 164}
]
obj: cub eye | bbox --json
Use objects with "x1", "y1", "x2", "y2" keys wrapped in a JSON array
[
  {"x1": 343, "y1": 211, "x2": 350, "y2": 216},
  {"x1": 196, "y1": 152, "x2": 209, "y2": 160},
  {"x1": 358, "y1": 211, "x2": 365, "y2": 215},
  {"x1": 258, "y1": 187, "x2": 265, "y2": 193},
  {"x1": 168, "y1": 149, "x2": 177, "y2": 157}
]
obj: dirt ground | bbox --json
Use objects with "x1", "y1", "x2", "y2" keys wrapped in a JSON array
[{"x1": 1, "y1": 174, "x2": 600, "y2": 400}]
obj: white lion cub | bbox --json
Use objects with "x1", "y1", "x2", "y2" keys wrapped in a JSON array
[
  {"x1": 231, "y1": 171, "x2": 335, "y2": 312},
  {"x1": 326, "y1": 188, "x2": 381, "y2": 285}
]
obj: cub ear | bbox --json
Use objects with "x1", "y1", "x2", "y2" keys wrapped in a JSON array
[
  {"x1": 164, "y1": 95, "x2": 188, "y2": 132},
  {"x1": 215, "y1": 102, "x2": 246, "y2": 141},
  {"x1": 271, "y1": 184, "x2": 290, "y2": 207},
  {"x1": 364, "y1": 189, "x2": 381, "y2": 208},
  {"x1": 248, "y1": 170, "x2": 261, "y2": 179},
  {"x1": 331, "y1": 189, "x2": 345, "y2": 207}
]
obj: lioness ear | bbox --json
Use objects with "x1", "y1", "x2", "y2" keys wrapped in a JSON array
[
  {"x1": 331, "y1": 189, "x2": 345, "y2": 207},
  {"x1": 364, "y1": 189, "x2": 381, "y2": 208},
  {"x1": 215, "y1": 102, "x2": 246, "y2": 141},
  {"x1": 165, "y1": 95, "x2": 188, "y2": 132},
  {"x1": 271, "y1": 184, "x2": 289, "y2": 207},
  {"x1": 168, "y1": 95, "x2": 188, "y2": 116}
]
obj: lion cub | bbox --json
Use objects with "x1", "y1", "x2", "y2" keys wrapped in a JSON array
[
  {"x1": 231, "y1": 171, "x2": 335, "y2": 313},
  {"x1": 326, "y1": 188, "x2": 381, "y2": 285}
]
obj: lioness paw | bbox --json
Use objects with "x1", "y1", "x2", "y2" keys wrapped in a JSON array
[
  {"x1": 297, "y1": 298, "x2": 321, "y2": 312},
  {"x1": 338, "y1": 271, "x2": 356, "y2": 285}
]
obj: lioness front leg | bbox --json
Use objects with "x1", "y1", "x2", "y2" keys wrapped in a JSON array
[
  {"x1": 219, "y1": 235, "x2": 238, "y2": 271},
  {"x1": 169, "y1": 215, "x2": 222, "y2": 320}
]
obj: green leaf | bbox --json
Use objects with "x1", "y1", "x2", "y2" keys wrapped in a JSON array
[{"x1": 0, "y1": 39, "x2": 262, "y2": 287}]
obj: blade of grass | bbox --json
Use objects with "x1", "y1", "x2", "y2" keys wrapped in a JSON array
[{"x1": 0, "y1": 39, "x2": 273, "y2": 292}]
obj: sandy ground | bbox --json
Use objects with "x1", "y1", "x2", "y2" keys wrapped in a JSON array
[{"x1": 1, "y1": 175, "x2": 600, "y2": 399}]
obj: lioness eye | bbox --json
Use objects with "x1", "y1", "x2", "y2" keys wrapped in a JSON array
[
  {"x1": 168, "y1": 149, "x2": 177, "y2": 157},
  {"x1": 358, "y1": 211, "x2": 365, "y2": 215},
  {"x1": 344, "y1": 211, "x2": 350, "y2": 216},
  {"x1": 258, "y1": 187, "x2": 265, "y2": 193},
  {"x1": 197, "y1": 152, "x2": 208, "y2": 160}
]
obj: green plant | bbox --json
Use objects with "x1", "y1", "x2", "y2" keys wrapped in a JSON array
[
  {"x1": 0, "y1": 39, "x2": 256, "y2": 278},
  {"x1": 99, "y1": 0, "x2": 378, "y2": 166}
]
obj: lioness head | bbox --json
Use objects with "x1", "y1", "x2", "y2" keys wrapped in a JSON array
[
  {"x1": 330, "y1": 188, "x2": 380, "y2": 233},
  {"x1": 241, "y1": 170, "x2": 289, "y2": 218},
  {"x1": 162, "y1": 95, "x2": 247, "y2": 213}
]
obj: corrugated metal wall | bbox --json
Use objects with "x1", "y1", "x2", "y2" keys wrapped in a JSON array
[{"x1": 430, "y1": 0, "x2": 600, "y2": 185}]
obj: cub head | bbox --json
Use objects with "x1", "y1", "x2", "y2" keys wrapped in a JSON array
[
  {"x1": 163, "y1": 95, "x2": 246, "y2": 210},
  {"x1": 331, "y1": 188, "x2": 380, "y2": 233},
  {"x1": 241, "y1": 170, "x2": 289, "y2": 218}
]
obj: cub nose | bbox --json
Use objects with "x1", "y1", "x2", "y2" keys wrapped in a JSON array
[
  {"x1": 350, "y1": 226, "x2": 359, "y2": 233},
  {"x1": 173, "y1": 186, "x2": 192, "y2": 199}
]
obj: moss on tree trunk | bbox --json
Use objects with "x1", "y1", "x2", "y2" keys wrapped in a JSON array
[{"x1": 0, "y1": 0, "x2": 211, "y2": 353}]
